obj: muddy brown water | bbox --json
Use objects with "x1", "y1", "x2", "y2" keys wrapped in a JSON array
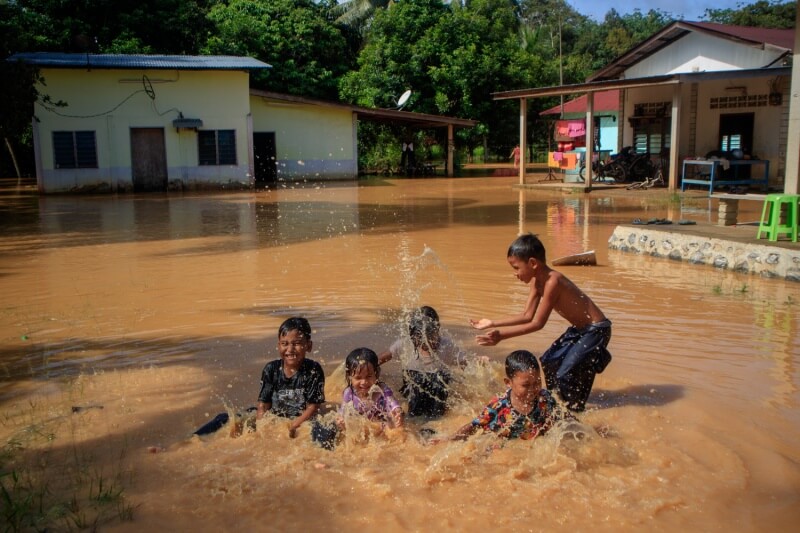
[{"x1": 0, "y1": 177, "x2": 797, "y2": 531}]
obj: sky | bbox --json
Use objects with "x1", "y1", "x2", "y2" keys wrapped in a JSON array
[{"x1": 568, "y1": 0, "x2": 754, "y2": 22}]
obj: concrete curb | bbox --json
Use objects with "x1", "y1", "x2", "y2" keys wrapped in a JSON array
[{"x1": 608, "y1": 225, "x2": 800, "y2": 282}]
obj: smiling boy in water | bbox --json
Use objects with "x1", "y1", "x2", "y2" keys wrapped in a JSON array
[
  {"x1": 470, "y1": 233, "x2": 611, "y2": 411},
  {"x1": 256, "y1": 317, "x2": 325, "y2": 438},
  {"x1": 440, "y1": 350, "x2": 564, "y2": 441}
]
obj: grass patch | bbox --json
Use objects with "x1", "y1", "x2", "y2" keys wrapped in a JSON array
[
  {"x1": 1, "y1": 446, "x2": 136, "y2": 532},
  {"x1": 1, "y1": 400, "x2": 136, "y2": 532}
]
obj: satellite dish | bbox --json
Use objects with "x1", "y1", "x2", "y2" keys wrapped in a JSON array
[{"x1": 396, "y1": 90, "x2": 412, "y2": 110}]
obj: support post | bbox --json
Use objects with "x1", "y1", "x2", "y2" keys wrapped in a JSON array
[
  {"x1": 519, "y1": 98, "x2": 527, "y2": 185},
  {"x1": 783, "y1": 6, "x2": 800, "y2": 194},
  {"x1": 585, "y1": 92, "x2": 594, "y2": 188},
  {"x1": 447, "y1": 124, "x2": 454, "y2": 177},
  {"x1": 669, "y1": 83, "x2": 682, "y2": 191}
]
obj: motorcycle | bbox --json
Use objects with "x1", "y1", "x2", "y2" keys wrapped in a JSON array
[{"x1": 579, "y1": 146, "x2": 654, "y2": 183}]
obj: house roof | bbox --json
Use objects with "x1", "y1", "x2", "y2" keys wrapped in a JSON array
[
  {"x1": 588, "y1": 21, "x2": 794, "y2": 82},
  {"x1": 540, "y1": 90, "x2": 619, "y2": 116},
  {"x1": 7, "y1": 52, "x2": 271, "y2": 70},
  {"x1": 493, "y1": 66, "x2": 791, "y2": 101},
  {"x1": 688, "y1": 22, "x2": 794, "y2": 51},
  {"x1": 251, "y1": 90, "x2": 478, "y2": 129}
]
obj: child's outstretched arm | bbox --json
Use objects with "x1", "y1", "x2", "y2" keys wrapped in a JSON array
[
  {"x1": 390, "y1": 407, "x2": 405, "y2": 429},
  {"x1": 428, "y1": 421, "x2": 476, "y2": 445},
  {"x1": 256, "y1": 401, "x2": 270, "y2": 420},
  {"x1": 378, "y1": 350, "x2": 393, "y2": 365},
  {"x1": 451, "y1": 421, "x2": 478, "y2": 440},
  {"x1": 470, "y1": 284, "x2": 541, "y2": 332},
  {"x1": 475, "y1": 275, "x2": 558, "y2": 346},
  {"x1": 288, "y1": 403, "x2": 320, "y2": 438}
]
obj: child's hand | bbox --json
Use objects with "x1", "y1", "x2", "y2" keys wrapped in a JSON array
[
  {"x1": 288, "y1": 422, "x2": 299, "y2": 438},
  {"x1": 469, "y1": 318, "x2": 492, "y2": 330},
  {"x1": 368, "y1": 421, "x2": 385, "y2": 438},
  {"x1": 476, "y1": 330, "x2": 501, "y2": 346},
  {"x1": 384, "y1": 427, "x2": 407, "y2": 443}
]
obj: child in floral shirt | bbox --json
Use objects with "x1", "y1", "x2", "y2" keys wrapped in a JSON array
[{"x1": 448, "y1": 350, "x2": 567, "y2": 441}]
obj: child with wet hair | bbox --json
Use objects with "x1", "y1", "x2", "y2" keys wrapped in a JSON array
[
  {"x1": 312, "y1": 348, "x2": 403, "y2": 450},
  {"x1": 444, "y1": 350, "x2": 565, "y2": 441},
  {"x1": 341, "y1": 348, "x2": 404, "y2": 428},
  {"x1": 379, "y1": 306, "x2": 469, "y2": 418},
  {"x1": 256, "y1": 317, "x2": 325, "y2": 438}
]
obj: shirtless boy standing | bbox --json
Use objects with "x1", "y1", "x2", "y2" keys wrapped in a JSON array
[{"x1": 470, "y1": 233, "x2": 612, "y2": 411}]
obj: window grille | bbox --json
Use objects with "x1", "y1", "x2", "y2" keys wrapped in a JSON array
[
  {"x1": 53, "y1": 131, "x2": 98, "y2": 169},
  {"x1": 198, "y1": 130, "x2": 237, "y2": 166}
]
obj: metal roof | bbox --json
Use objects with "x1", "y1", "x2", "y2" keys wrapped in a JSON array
[
  {"x1": 493, "y1": 67, "x2": 791, "y2": 102},
  {"x1": 493, "y1": 75, "x2": 679, "y2": 101},
  {"x1": 686, "y1": 22, "x2": 794, "y2": 51},
  {"x1": 251, "y1": 90, "x2": 477, "y2": 129},
  {"x1": 588, "y1": 21, "x2": 794, "y2": 82},
  {"x1": 540, "y1": 90, "x2": 619, "y2": 115},
  {"x1": 7, "y1": 52, "x2": 271, "y2": 70}
]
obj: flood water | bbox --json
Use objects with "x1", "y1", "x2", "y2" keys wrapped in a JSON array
[{"x1": 0, "y1": 177, "x2": 798, "y2": 531}]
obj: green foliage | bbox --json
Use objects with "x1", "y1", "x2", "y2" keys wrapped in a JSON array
[
  {"x1": 340, "y1": 0, "x2": 546, "y2": 156},
  {"x1": 704, "y1": 1, "x2": 796, "y2": 28},
  {"x1": 330, "y1": 0, "x2": 394, "y2": 38},
  {"x1": 10, "y1": 0, "x2": 215, "y2": 53},
  {"x1": 340, "y1": 0, "x2": 451, "y2": 110},
  {"x1": 570, "y1": 8, "x2": 673, "y2": 72},
  {"x1": 357, "y1": 123, "x2": 404, "y2": 172},
  {"x1": 0, "y1": 424, "x2": 135, "y2": 532},
  {"x1": 203, "y1": 0, "x2": 354, "y2": 99}
]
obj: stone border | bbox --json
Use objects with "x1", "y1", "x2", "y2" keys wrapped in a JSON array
[{"x1": 608, "y1": 226, "x2": 800, "y2": 282}]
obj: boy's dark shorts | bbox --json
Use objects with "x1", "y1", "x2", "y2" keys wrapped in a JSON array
[{"x1": 540, "y1": 321, "x2": 612, "y2": 411}]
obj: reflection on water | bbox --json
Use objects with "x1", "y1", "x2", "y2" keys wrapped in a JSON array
[{"x1": 0, "y1": 178, "x2": 798, "y2": 531}]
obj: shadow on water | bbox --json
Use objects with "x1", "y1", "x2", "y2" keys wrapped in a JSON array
[
  {"x1": 590, "y1": 384, "x2": 685, "y2": 409},
  {"x1": 0, "y1": 312, "x2": 401, "y2": 393}
]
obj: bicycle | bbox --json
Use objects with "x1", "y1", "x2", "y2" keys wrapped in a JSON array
[{"x1": 626, "y1": 164, "x2": 664, "y2": 189}]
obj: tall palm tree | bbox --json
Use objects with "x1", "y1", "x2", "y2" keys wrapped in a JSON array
[{"x1": 330, "y1": 0, "x2": 393, "y2": 36}]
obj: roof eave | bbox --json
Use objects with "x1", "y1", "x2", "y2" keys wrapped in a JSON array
[
  {"x1": 251, "y1": 89, "x2": 477, "y2": 128},
  {"x1": 492, "y1": 75, "x2": 679, "y2": 101}
]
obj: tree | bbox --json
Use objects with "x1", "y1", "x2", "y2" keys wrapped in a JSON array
[
  {"x1": 569, "y1": 8, "x2": 672, "y2": 73},
  {"x1": 340, "y1": 0, "x2": 543, "y2": 158},
  {"x1": 203, "y1": 0, "x2": 354, "y2": 99},
  {"x1": 0, "y1": 1, "x2": 55, "y2": 178},
  {"x1": 425, "y1": 0, "x2": 545, "y2": 155},
  {"x1": 704, "y1": 0, "x2": 796, "y2": 28},
  {"x1": 329, "y1": 0, "x2": 394, "y2": 38},
  {"x1": 339, "y1": 0, "x2": 450, "y2": 110},
  {"x1": 11, "y1": 0, "x2": 215, "y2": 54}
]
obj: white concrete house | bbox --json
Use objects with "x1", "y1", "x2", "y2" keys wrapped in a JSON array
[
  {"x1": 9, "y1": 53, "x2": 271, "y2": 193},
  {"x1": 495, "y1": 21, "x2": 795, "y2": 192},
  {"x1": 10, "y1": 53, "x2": 476, "y2": 193}
]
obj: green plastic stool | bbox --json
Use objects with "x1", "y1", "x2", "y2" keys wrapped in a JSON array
[{"x1": 757, "y1": 194, "x2": 799, "y2": 242}]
